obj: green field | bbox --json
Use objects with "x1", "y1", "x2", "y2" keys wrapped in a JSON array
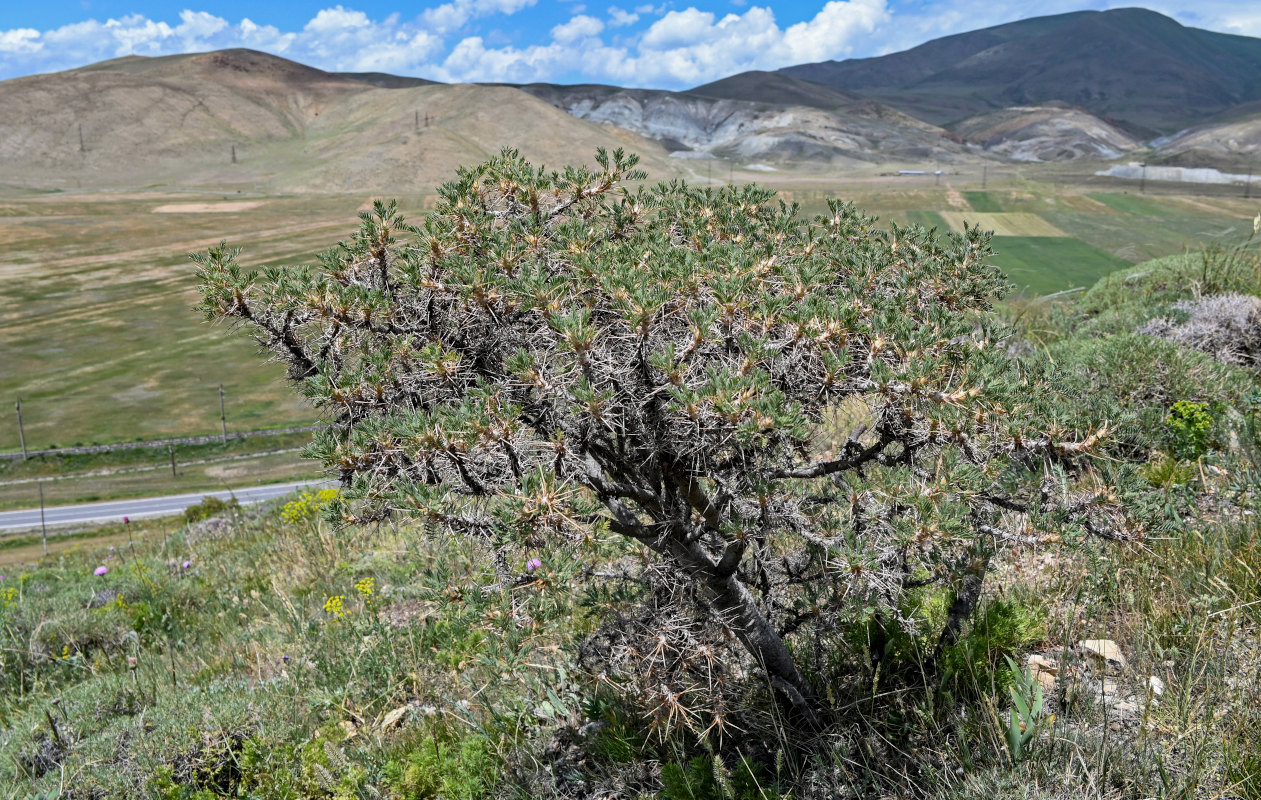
[
  {"x1": 963, "y1": 190, "x2": 1004, "y2": 212},
  {"x1": 902, "y1": 209, "x2": 949, "y2": 228},
  {"x1": 1087, "y1": 192, "x2": 1182, "y2": 216},
  {"x1": 1, "y1": 166, "x2": 1257, "y2": 510},
  {"x1": 989, "y1": 236, "x2": 1130, "y2": 294}
]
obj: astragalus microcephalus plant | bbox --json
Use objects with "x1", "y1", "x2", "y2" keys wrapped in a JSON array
[{"x1": 195, "y1": 148, "x2": 1132, "y2": 741}]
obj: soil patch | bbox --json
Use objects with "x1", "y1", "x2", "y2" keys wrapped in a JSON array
[{"x1": 152, "y1": 202, "x2": 265, "y2": 214}]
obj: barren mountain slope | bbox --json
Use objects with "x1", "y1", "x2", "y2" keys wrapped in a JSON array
[
  {"x1": 0, "y1": 49, "x2": 673, "y2": 191},
  {"x1": 1153, "y1": 110, "x2": 1261, "y2": 171},
  {"x1": 951, "y1": 106, "x2": 1140, "y2": 161},
  {"x1": 516, "y1": 82, "x2": 981, "y2": 165}
]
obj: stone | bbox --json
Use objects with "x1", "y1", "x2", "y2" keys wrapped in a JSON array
[
  {"x1": 1079, "y1": 639, "x2": 1127, "y2": 670},
  {"x1": 1027, "y1": 654, "x2": 1058, "y2": 690},
  {"x1": 380, "y1": 705, "x2": 413, "y2": 730},
  {"x1": 1147, "y1": 675, "x2": 1165, "y2": 697}
]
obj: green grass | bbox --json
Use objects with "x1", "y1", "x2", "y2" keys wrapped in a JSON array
[
  {"x1": 1, "y1": 175, "x2": 1251, "y2": 451},
  {"x1": 1086, "y1": 192, "x2": 1181, "y2": 217},
  {"x1": 0, "y1": 492, "x2": 640, "y2": 799},
  {"x1": 0, "y1": 192, "x2": 382, "y2": 451},
  {"x1": 903, "y1": 210, "x2": 949, "y2": 229},
  {"x1": 963, "y1": 191, "x2": 1003, "y2": 212},
  {"x1": 989, "y1": 235, "x2": 1130, "y2": 294}
]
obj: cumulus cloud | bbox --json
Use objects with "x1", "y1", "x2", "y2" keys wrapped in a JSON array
[
  {"x1": 607, "y1": 7, "x2": 640, "y2": 27},
  {"x1": 0, "y1": 7, "x2": 448, "y2": 78},
  {"x1": 0, "y1": 28, "x2": 41, "y2": 54},
  {"x1": 421, "y1": 0, "x2": 538, "y2": 35},
  {"x1": 551, "y1": 15, "x2": 604, "y2": 44},
  {"x1": 445, "y1": 0, "x2": 889, "y2": 86}
]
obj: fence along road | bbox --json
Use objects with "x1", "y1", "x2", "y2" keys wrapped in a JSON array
[
  {"x1": 0, "y1": 424, "x2": 325, "y2": 461},
  {"x1": 0, "y1": 480, "x2": 335, "y2": 532}
]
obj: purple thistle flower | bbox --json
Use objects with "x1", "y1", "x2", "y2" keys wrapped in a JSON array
[
  {"x1": 182, "y1": 561, "x2": 191, "y2": 569},
  {"x1": 94, "y1": 566, "x2": 108, "y2": 576},
  {"x1": 526, "y1": 558, "x2": 542, "y2": 572},
  {"x1": 122, "y1": 516, "x2": 129, "y2": 524},
  {"x1": 282, "y1": 654, "x2": 290, "y2": 663}
]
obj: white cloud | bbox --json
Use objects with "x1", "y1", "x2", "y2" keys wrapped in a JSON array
[
  {"x1": 552, "y1": 14, "x2": 606, "y2": 43},
  {"x1": 176, "y1": 10, "x2": 229, "y2": 41},
  {"x1": 608, "y1": 6, "x2": 640, "y2": 27},
  {"x1": 0, "y1": 6, "x2": 451, "y2": 79},
  {"x1": 305, "y1": 6, "x2": 371, "y2": 32},
  {"x1": 421, "y1": 0, "x2": 538, "y2": 35},
  {"x1": 0, "y1": 28, "x2": 41, "y2": 54}
]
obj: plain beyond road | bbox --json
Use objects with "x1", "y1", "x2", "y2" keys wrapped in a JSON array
[{"x1": 0, "y1": 480, "x2": 334, "y2": 532}]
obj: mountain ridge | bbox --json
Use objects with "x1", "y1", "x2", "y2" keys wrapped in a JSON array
[{"x1": 776, "y1": 7, "x2": 1261, "y2": 137}]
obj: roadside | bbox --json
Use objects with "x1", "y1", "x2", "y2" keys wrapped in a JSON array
[
  {"x1": 0, "y1": 479, "x2": 332, "y2": 533},
  {"x1": 0, "y1": 433, "x2": 322, "y2": 512}
]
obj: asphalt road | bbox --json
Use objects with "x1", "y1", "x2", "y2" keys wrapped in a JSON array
[{"x1": 0, "y1": 480, "x2": 333, "y2": 532}]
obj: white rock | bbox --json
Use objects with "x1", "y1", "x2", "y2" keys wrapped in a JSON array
[
  {"x1": 1079, "y1": 639, "x2": 1127, "y2": 670},
  {"x1": 380, "y1": 705, "x2": 413, "y2": 730},
  {"x1": 1027, "y1": 654, "x2": 1058, "y2": 690},
  {"x1": 1148, "y1": 675, "x2": 1165, "y2": 697}
]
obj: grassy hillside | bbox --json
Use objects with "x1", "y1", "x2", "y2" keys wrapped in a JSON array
[
  {"x1": 779, "y1": 8, "x2": 1261, "y2": 135},
  {"x1": 4, "y1": 236, "x2": 1261, "y2": 797}
]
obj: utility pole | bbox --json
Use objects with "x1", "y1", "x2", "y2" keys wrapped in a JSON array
[
  {"x1": 15, "y1": 398, "x2": 27, "y2": 460},
  {"x1": 1139, "y1": 163, "x2": 1147, "y2": 194},
  {"x1": 168, "y1": 444, "x2": 177, "y2": 478},
  {"x1": 231, "y1": 144, "x2": 237, "y2": 164},
  {"x1": 1246, "y1": 167, "x2": 1253, "y2": 200},
  {"x1": 415, "y1": 110, "x2": 420, "y2": 132},
  {"x1": 78, "y1": 124, "x2": 85, "y2": 154},
  {"x1": 38, "y1": 480, "x2": 48, "y2": 556},
  {"x1": 218, "y1": 384, "x2": 227, "y2": 444}
]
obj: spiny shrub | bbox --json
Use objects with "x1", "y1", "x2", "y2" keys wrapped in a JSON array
[{"x1": 196, "y1": 148, "x2": 1131, "y2": 739}]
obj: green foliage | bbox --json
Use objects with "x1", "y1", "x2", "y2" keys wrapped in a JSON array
[
  {"x1": 940, "y1": 597, "x2": 1046, "y2": 702},
  {"x1": 1001, "y1": 656, "x2": 1045, "y2": 763},
  {"x1": 660, "y1": 753, "x2": 779, "y2": 800},
  {"x1": 182, "y1": 494, "x2": 238, "y2": 523},
  {"x1": 1166, "y1": 400, "x2": 1215, "y2": 461},
  {"x1": 1141, "y1": 454, "x2": 1199, "y2": 489},
  {"x1": 385, "y1": 731, "x2": 498, "y2": 800},
  {"x1": 662, "y1": 756, "x2": 722, "y2": 800}
]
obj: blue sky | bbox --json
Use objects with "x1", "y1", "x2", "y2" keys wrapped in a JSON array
[{"x1": 1, "y1": 1, "x2": 1258, "y2": 87}]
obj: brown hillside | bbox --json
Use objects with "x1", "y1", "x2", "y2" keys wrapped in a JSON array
[
  {"x1": 0, "y1": 49, "x2": 673, "y2": 192},
  {"x1": 951, "y1": 105, "x2": 1140, "y2": 161}
]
